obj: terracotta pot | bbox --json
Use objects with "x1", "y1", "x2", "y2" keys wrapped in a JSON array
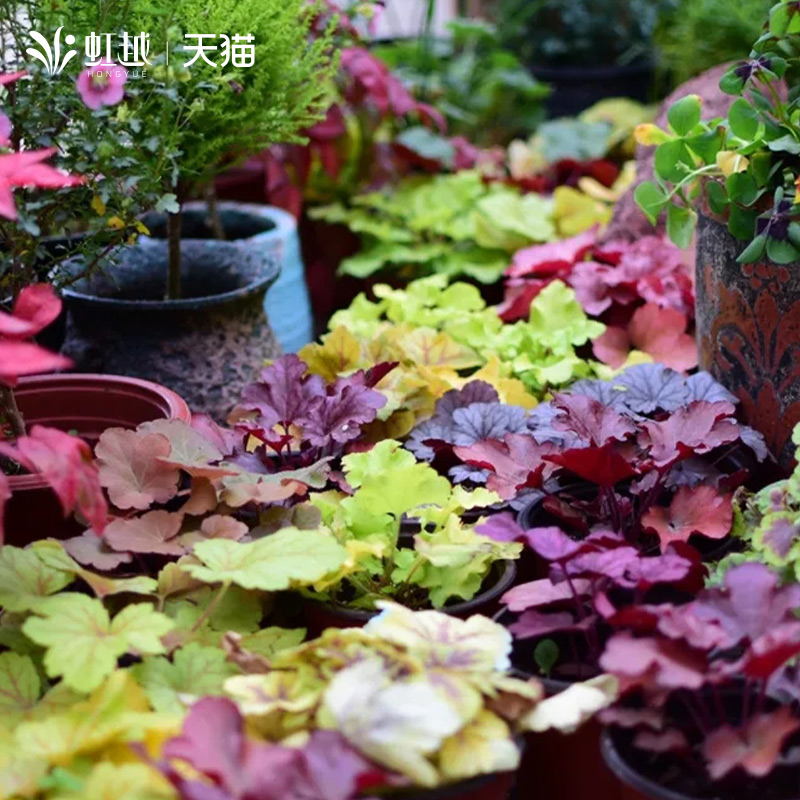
[
  {"x1": 4, "y1": 373, "x2": 190, "y2": 547},
  {"x1": 393, "y1": 770, "x2": 518, "y2": 800},
  {"x1": 62, "y1": 203, "x2": 281, "y2": 421},
  {"x1": 601, "y1": 729, "x2": 703, "y2": 800},
  {"x1": 696, "y1": 213, "x2": 800, "y2": 472},
  {"x1": 302, "y1": 557, "x2": 518, "y2": 639}
]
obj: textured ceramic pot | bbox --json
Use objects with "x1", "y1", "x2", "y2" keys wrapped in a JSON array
[
  {"x1": 61, "y1": 204, "x2": 281, "y2": 421},
  {"x1": 696, "y1": 214, "x2": 800, "y2": 471}
]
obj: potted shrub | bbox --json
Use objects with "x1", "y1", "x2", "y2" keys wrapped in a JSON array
[
  {"x1": 6, "y1": 0, "x2": 337, "y2": 418},
  {"x1": 599, "y1": 562, "x2": 800, "y2": 799},
  {"x1": 496, "y1": 0, "x2": 667, "y2": 116},
  {"x1": 635, "y1": 3, "x2": 800, "y2": 469}
]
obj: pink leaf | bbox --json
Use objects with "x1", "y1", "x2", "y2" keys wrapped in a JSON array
[
  {"x1": 0, "y1": 340, "x2": 71, "y2": 385},
  {"x1": 103, "y1": 510, "x2": 184, "y2": 555},
  {"x1": 63, "y1": 530, "x2": 133, "y2": 570},
  {"x1": 628, "y1": 304, "x2": 697, "y2": 372},
  {"x1": 0, "y1": 284, "x2": 63, "y2": 339}
]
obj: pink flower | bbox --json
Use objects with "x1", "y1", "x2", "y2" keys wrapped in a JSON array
[
  {"x1": 0, "y1": 148, "x2": 84, "y2": 220},
  {"x1": 76, "y1": 62, "x2": 126, "y2": 110},
  {"x1": 0, "y1": 110, "x2": 11, "y2": 147}
]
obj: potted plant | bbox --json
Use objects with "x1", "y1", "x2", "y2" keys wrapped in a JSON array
[
  {"x1": 488, "y1": 519, "x2": 705, "y2": 800},
  {"x1": 634, "y1": 2, "x2": 800, "y2": 469},
  {"x1": 599, "y1": 562, "x2": 800, "y2": 799},
  {"x1": 452, "y1": 364, "x2": 767, "y2": 565},
  {"x1": 0, "y1": 138, "x2": 189, "y2": 546},
  {"x1": 496, "y1": 0, "x2": 667, "y2": 116},
  {"x1": 6, "y1": 0, "x2": 338, "y2": 419}
]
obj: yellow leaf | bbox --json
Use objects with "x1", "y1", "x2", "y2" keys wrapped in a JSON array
[
  {"x1": 634, "y1": 123, "x2": 670, "y2": 147},
  {"x1": 553, "y1": 186, "x2": 612, "y2": 237},
  {"x1": 716, "y1": 150, "x2": 749, "y2": 176},
  {"x1": 299, "y1": 327, "x2": 361, "y2": 381},
  {"x1": 439, "y1": 710, "x2": 520, "y2": 781},
  {"x1": 107, "y1": 216, "x2": 126, "y2": 230},
  {"x1": 398, "y1": 329, "x2": 482, "y2": 369},
  {"x1": 91, "y1": 195, "x2": 107, "y2": 216}
]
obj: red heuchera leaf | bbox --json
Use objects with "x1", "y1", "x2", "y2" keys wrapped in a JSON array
[
  {"x1": 63, "y1": 530, "x2": 133, "y2": 570},
  {"x1": 638, "y1": 401, "x2": 740, "y2": 468},
  {"x1": 157, "y1": 697, "x2": 388, "y2": 800},
  {"x1": 703, "y1": 708, "x2": 800, "y2": 780},
  {"x1": 544, "y1": 444, "x2": 638, "y2": 487},
  {"x1": 551, "y1": 394, "x2": 637, "y2": 446},
  {"x1": 0, "y1": 425, "x2": 107, "y2": 532},
  {"x1": 103, "y1": 510, "x2": 184, "y2": 556},
  {"x1": 502, "y1": 577, "x2": 592, "y2": 612},
  {"x1": 0, "y1": 285, "x2": 62, "y2": 339},
  {"x1": 506, "y1": 229, "x2": 597, "y2": 279},
  {"x1": 95, "y1": 428, "x2": 180, "y2": 510},
  {"x1": 591, "y1": 326, "x2": 631, "y2": 370},
  {"x1": 0, "y1": 148, "x2": 84, "y2": 220},
  {"x1": 599, "y1": 632, "x2": 707, "y2": 692},
  {"x1": 627, "y1": 304, "x2": 698, "y2": 373},
  {"x1": 641, "y1": 485, "x2": 733, "y2": 550},
  {"x1": 742, "y1": 622, "x2": 800, "y2": 681},
  {"x1": 453, "y1": 434, "x2": 558, "y2": 500}
]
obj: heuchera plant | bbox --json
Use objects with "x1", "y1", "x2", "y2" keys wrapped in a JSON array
[
  {"x1": 452, "y1": 364, "x2": 767, "y2": 548},
  {"x1": 635, "y1": 0, "x2": 800, "y2": 263},
  {"x1": 302, "y1": 275, "x2": 606, "y2": 439},
  {"x1": 301, "y1": 440, "x2": 520, "y2": 609},
  {"x1": 492, "y1": 520, "x2": 704, "y2": 681},
  {"x1": 501, "y1": 229, "x2": 696, "y2": 371},
  {"x1": 599, "y1": 563, "x2": 800, "y2": 795}
]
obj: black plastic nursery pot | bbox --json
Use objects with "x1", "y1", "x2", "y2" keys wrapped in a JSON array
[
  {"x1": 392, "y1": 769, "x2": 518, "y2": 800},
  {"x1": 531, "y1": 60, "x2": 654, "y2": 118},
  {"x1": 4, "y1": 373, "x2": 191, "y2": 547},
  {"x1": 61, "y1": 202, "x2": 282, "y2": 421},
  {"x1": 302, "y1": 558, "x2": 518, "y2": 639}
]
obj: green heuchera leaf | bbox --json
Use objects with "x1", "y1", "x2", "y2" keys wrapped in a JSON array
[
  {"x1": 473, "y1": 191, "x2": 555, "y2": 251},
  {"x1": 22, "y1": 594, "x2": 174, "y2": 692},
  {"x1": 133, "y1": 643, "x2": 238, "y2": 713},
  {"x1": 0, "y1": 653, "x2": 40, "y2": 728},
  {"x1": 184, "y1": 528, "x2": 347, "y2": 590},
  {"x1": 0, "y1": 546, "x2": 75, "y2": 612},
  {"x1": 236, "y1": 626, "x2": 306, "y2": 659},
  {"x1": 526, "y1": 280, "x2": 605, "y2": 350}
]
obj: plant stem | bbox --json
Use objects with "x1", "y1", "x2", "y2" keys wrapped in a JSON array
[
  {"x1": 166, "y1": 204, "x2": 183, "y2": 300},
  {"x1": 0, "y1": 385, "x2": 25, "y2": 439},
  {"x1": 189, "y1": 581, "x2": 230, "y2": 634}
]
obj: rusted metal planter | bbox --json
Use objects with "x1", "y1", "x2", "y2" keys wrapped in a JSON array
[{"x1": 696, "y1": 214, "x2": 800, "y2": 471}]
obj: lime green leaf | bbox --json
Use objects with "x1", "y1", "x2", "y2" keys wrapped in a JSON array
[
  {"x1": 237, "y1": 626, "x2": 306, "y2": 659},
  {"x1": 0, "y1": 545, "x2": 75, "y2": 612},
  {"x1": 528, "y1": 281, "x2": 605, "y2": 348},
  {"x1": 184, "y1": 528, "x2": 347, "y2": 590},
  {"x1": 634, "y1": 181, "x2": 668, "y2": 224},
  {"x1": 666, "y1": 204, "x2": 697, "y2": 249},
  {"x1": 22, "y1": 594, "x2": 174, "y2": 692},
  {"x1": 728, "y1": 98, "x2": 761, "y2": 140},
  {"x1": 133, "y1": 643, "x2": 237, "y2": 713},
  {"x1": 48, "y1": 762, "x2": 174, "y2": 800},
  {"x1": 0, "y1": 653, "x2": 40, "y2": 728}
]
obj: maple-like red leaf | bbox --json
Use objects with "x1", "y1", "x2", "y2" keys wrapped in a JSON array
[
  {"x1": 551, "y1": 394, "x2": 637, "y2": 446},
  {"x1": 642, "y1": 485, "x2": 733, "y2": 550},
  {"x1": 544, "y1": 443, "x2": 638, "y2": 487},
  {"x1": 0, "y1": 284, "x2": 63, "y2": 339},
  {"x1": 0, "y1": 340, "x2": 71, "y2": 385},
  {"x1": 703, "y1": 707, "x2": 800, "y2": 780},
  {"x1": 506, "y1": 229, "x2": 597, "y2": 279},
  {"x1": 0, "y1": 425, "x2": 107, "y2": 532}
]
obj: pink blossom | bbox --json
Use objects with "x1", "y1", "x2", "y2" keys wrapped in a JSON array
[
  {"x1": 0, "y1": 147, "x2": 84, "y2": 220},
  {"x1": 76, "y1": 62, "x2": 127, "y2": 110},
  {"x1": 0, "y1": 110, "x2": 10, "y2": 147}
]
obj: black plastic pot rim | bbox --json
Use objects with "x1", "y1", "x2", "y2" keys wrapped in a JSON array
[
  {"x1": 307, "y1": 558, "x2": 519, "y2": 623},
  {"x1": 600, "y1": 728, "x2": 707, "y2": 800}
]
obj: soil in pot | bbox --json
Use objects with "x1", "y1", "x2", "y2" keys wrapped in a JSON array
[
  {"x1": 302, "y1": 551, "x2": 518, "y2": 639},
  {"x1": 61, "y1": 204, "x2": 281, "y2": 421},
  {"x1": 602, "y1": 724, "x2": 800, "y2": 800},
  {"x1": 4, "y1": 373, "x2": 190, "y2": 547},
  {"x1": 696, "y1": 213, "x2": 800, "y2": 474}
]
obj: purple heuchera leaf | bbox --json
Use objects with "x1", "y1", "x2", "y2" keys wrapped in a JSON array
[
  {"x1": 450, "y1": 403, "x2": 528, "y2": 445},
  {"x1": 434, "y1": 381, "x2": 499, "y2": 416},
  {"x1": 611, "y1": 364, "x2": 690, "y2": 414},
  {"x1": 475, "y1": 512, "x2": 524, "y2": 542},
  {"x1": 236, "y1": 355, "x2": 325, "y2": 428},
  {"x1": 448, "y1": 463, "x2": 489, "y2": 484},
  {"x1": 685, "y1": 372, "x2": 737, "y2": 405},
  {"x1": 302, "y1": 378, "x2": 387, "y2": 447},
  {"x1": 551, "y1": 394, "x2": 637, "y2": 446},
  {"x1": 566, "y1": 379, "x2": 631, "y2": 412}
]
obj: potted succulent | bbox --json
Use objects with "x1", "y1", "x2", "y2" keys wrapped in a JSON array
[
  {"x1": 7, "y1": 0, "x2": 338, "y2": 418},
  {"x1": 599, "y1": 562, "x2": 800, "y2": 800},
  {"x1": 635, "y1": 2, "x2": 800, "y2": 469},
  {"x1": 496, "y1": 0, "x2": 666, "y2": 116}
]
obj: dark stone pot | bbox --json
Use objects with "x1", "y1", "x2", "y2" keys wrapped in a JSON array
[
  {"x1": 61, "y1": 204, "x2": 281, "y2": 420},
  {"x1": 696, "y1": 214, "x2": 800, "y2": 472},
  {"x1": 531, "y1": 60, "x2": 654, "y2": 118}
]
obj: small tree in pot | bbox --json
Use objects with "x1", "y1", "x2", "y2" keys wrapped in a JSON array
[{"x1": 635, "y1": 0, "x2": 800, "y2": 470}]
